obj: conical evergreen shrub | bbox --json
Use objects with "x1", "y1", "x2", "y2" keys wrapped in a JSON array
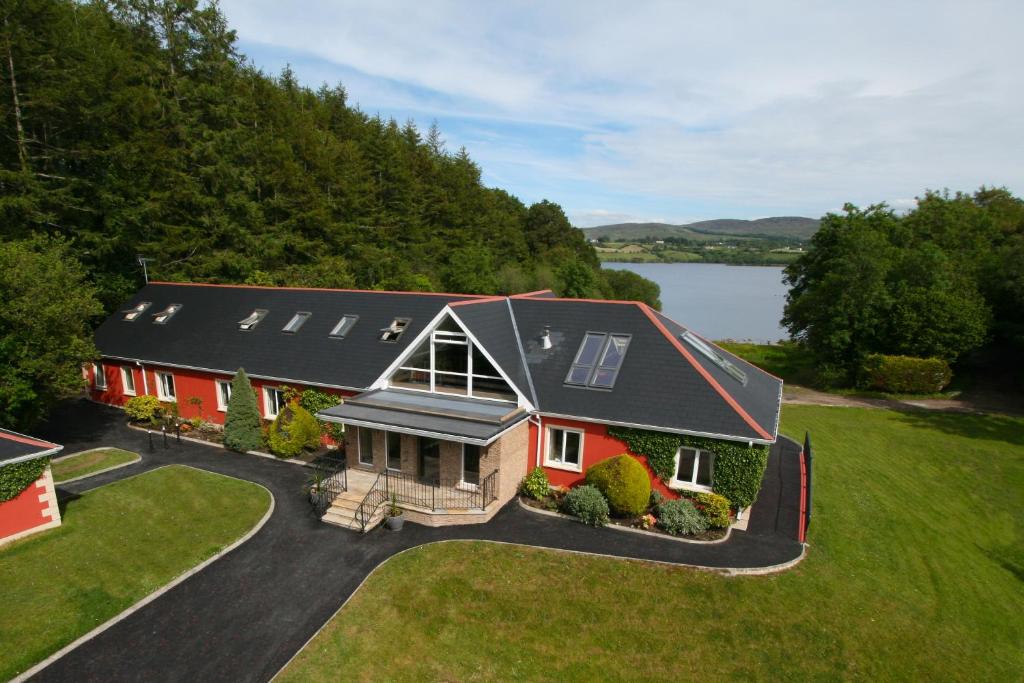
[{"x1": 224, "y1": 368, "x2": 263, "y2": 452}]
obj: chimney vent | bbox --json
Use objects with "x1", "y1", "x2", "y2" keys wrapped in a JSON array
[{"x1": 540, "y1": 325, "x2": 552, "y2": 350}]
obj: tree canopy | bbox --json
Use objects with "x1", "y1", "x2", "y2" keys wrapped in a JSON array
[
  {"x1": 0, "y1": 0, "x2": 658, "y2": 309},
  {"x1": 783, "y1": 189, "x2": 1022, "y2": 384}
]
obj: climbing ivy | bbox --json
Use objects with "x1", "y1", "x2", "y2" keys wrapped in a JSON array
[
  {"x1": 295, "y1": 388, "x2": 345, "y2": 442},
  {"x1": 607, "y1": 426, "x2": 769, "y2": 508},
  {"x1": 0, "y1": 457, "x2": 50, "y2": 502}
]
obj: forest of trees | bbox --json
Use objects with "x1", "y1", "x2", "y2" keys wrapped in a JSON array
[
  {"x1": 783, "y1": 188, "x2": 1024, "y2": 386},
  {"x1": 0, "y1": 0, "x2": 659, "y2": 311}
]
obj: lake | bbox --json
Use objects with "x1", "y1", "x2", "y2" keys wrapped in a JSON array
[{"x1": 604, "y1": 262, "x2": 790, "y2": 343}]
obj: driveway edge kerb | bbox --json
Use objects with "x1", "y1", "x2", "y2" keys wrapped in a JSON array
[
  {"x1": 516, "y1": 497, "x2": 733, "y2": 544},
  {"x1": 51, "y1": 447, "x2": 142, "y2": 485},
  {"x1": 14, "y1": 465, "x2": 276, "y2": 683},
  {"x1": 125, "y1": 422, "x2": 311, "y2": 466}
]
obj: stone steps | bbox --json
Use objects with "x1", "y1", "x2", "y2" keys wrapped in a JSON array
[{"x1": 319, "y1": 481, "x2": 384, "y2": 532}]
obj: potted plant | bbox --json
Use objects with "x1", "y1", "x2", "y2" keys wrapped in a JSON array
[
  {"x1": 385, "y1": 493, "x2": 404, "y2": 530},
  {"x1": 305, "y1": 468, "x2": 327, "y2": 512}
]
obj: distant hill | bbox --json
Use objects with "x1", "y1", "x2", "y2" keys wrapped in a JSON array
[{"x1": 583, "y1": 216, "x2": 820, "y2": 241}]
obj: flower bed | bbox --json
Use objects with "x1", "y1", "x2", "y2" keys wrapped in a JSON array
[{"x1": 519, "y1": 482, "x2": 729, "y2": 541}]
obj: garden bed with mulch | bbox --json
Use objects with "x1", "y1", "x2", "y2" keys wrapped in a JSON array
[{"x1": 519, "y1": 491, "x2": 729, "y2": 542}]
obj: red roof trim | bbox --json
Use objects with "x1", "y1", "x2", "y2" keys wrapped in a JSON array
[
  {"x1": 449, "y1": 296, "x2": 506, "y2": 307},
  {"x1": 514, "y1": 289, "x2": 554, "y2": 298},
  {"x1": 147, "y1": 281, "x2": 490, "y2": 299},
  {"x1": 0, "y1": 429, "x2": 59, "y2": 450},
  {"x1": 637, "y1": 303, "x2": 774, "y2": 441},
  {"x1": 509, "y1": 294, "x2": 640, "y2": 305}
]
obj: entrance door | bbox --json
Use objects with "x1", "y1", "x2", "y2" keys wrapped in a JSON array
[{"x1": 418, "y1": 437, "x2": 441, "y2": 483}]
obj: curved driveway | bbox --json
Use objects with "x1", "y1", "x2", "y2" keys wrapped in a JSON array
[{"x1": 28, "y1": 400, "x2": 804, "y2": 682}]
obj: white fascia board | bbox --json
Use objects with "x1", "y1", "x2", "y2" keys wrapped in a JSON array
[{"x1": 0, "y1": 444, "x2": 64, "y2": 467}]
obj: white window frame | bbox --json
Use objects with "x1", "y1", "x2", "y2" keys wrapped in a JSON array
[
  {"x1": 670, "y1": 446, "x2": 714, "y2": 492},
  {"x1": 357, "y1": 427, "x2": 374, "y2": 466},
  {"x1": 120, "y1": 367, "x2": 135, "y2": 395},
  {"x1": 385, "y1": 430, "x2": 402, "y2": 472},
  {"x1": 544, "y1": 426, "x2": 584, "y2": 472},
  {"x1": 263, "y1": 386, "x2": 285, "y2": 419},
  {"x1": 216, "y1": 379, "x2": 232, "y2": 412},
  {"x1": 391, "y1": 324, "x2": 516, "y2": 403},
  {"x1": 156, "y1": 371, "x2": 176, "y2": 401},
  {"x1": 93, "y1": 363, "x2": 107, "y2": 390}
]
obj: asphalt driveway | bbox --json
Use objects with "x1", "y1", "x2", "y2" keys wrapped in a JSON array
[{"x1": 26, "y1": 399, "x2": 805, "y2": 682}]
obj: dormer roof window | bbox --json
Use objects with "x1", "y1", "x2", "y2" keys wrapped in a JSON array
[
  {"x1": 152, "y1": 304, "x2": 182, "y2": 324},
  {"x1": 329, "y1": 314, "x2": 359, "y2": 338},
  {"x1": 564, "y1": 332, "x2": 631, "y2": 389},
  {"x1": 282, "y1": 312, "x2": 311, "y2": 334},
  {"x1": 123, "y1": 301, "x2": 152, "y2": 321},
  {"x1": 239, "y1": 309, "x2": 268, "y2": 331},
  {"x1": 380, "y1": 318, "x2": 410, "y2": 342}
]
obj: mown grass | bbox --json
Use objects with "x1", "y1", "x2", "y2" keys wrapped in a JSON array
[
  {"x1": 0, "y1": 465, "x2": 270, "y2": 680},
  {"x1": 51, "y1": 448, "x2": 139, "y2": 483},
  {"x1": 719, "y1": 340, "x2": 819, "y2": 386},
  {"x1": 279, "y1": 405, "x2": 1024, "y2": 682}
]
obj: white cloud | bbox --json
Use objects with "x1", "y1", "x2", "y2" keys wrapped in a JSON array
[{"x1": 220, "y1": 0, "x2": 1024, "y2": 219}]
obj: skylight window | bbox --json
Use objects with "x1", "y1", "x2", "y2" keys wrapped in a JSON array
[
  {"x1": 329, "y1": 314, "x2": 359, "y2": 338},
  {"x1": 680, "y1": 331, "x2": 747, "y2": 385},
  {"x1": 123, "y1": 301, "x2": 152, "y2": 321},
  {"x1": 565, "y1": 332, "x2": 631, "y2": 389},
  {"x1": 239, "y1": 309, "x2": 268, "y2": 331},
  {"x1": 282, "y1": 311, "x2": 311, "y2": 334},
  {"x1": 152, "y1": 304, "x2": 182, "y2": 324},
  {"x1": 379, "y1": 318, "x2": 410, "y2": 342}
]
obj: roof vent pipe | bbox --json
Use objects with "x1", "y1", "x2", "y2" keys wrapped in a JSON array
[{"x1": 540, "y1": 325, "x2": 552, "y2": 350}]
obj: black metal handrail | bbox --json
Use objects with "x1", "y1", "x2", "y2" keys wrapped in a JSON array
[
  {"x1": 308, "y1": 454, "x2": 347, "y2": 516},
  {"x1": 353, "y1": 469, "x2": 501, "y2": 531},
  {"x1": 355, "y1": 473, "x2": 387, "y2": 531}
]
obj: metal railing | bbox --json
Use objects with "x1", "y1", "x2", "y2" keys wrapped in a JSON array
[
  {"x1": 307, "y1": 454, "x2": 348, "y2": 516},
  {"x1": 354, "y1": 469, "x2": 500, "y2": 531}
]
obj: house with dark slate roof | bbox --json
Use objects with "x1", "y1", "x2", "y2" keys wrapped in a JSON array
[
  {"x1": 90, "y1": 283, "x2": 782, "y2": 529},
  {"x1": 0, "y1": 429, "x2": 63, "y2": 545}
]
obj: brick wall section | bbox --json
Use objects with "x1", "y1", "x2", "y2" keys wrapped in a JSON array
[
  {"x1": 0, "y1": 465, "x2": 62, "y2": 546},
  {"x1": 488, "y1": 421, "x2": 529, "y2": 504}
]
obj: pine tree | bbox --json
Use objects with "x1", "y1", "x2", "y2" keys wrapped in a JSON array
[{"x1": 223, "y1": 368, "x2": 263, "y2": 452}]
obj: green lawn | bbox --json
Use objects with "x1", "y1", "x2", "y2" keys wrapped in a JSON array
[
  {"x1": 279, "y1": 405, "x2": 1024, "y2": 682},
  {"x1": 718, "y1": 340, "x2": 819, "y2": 385},
  {"x1": 0, "y1": 465, "x2": 270, "y2": 680},
  {"x1": 51, "y1": 448, "x2": 139, "y2": 483}
]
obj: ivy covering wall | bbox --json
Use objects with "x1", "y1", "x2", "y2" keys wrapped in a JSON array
[
  {"x1": 606, "y1": 426, "x2": 770, "y2": 509},
  {"x1": 0, "y1": 457, "x2": 49, "y2": 503}
]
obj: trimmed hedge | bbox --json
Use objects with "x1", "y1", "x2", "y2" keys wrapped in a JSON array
[
  {"x1": 862, "y1": 354, "x2": 952, "y2": 394},
  {"x1": 655, "y1": 498, "x2": 707, "y2": 536},
  {"x1": 561, "y1": 485, "x2": 609, "y2": 527},
  {"x1": 584, "y1": 455, "x2": 651, "y2": 516},
  {"x1": 0, "y1": 457, "x2": 49, "y2": 502},
  {"x1": 267, "y1": 401, "x2": 321, "y2": 458},
  {"x1": 124, "y1": 395, "x2": 162, "y2": 423}
]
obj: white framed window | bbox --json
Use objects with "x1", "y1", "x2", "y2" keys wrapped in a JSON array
[
  {"x1": 358, "y1": 427, "x2": 374, "y2": 466},
  {"x1": 120, "y1": 367, "x2": 136, "y2": 395},
  {"x1": 263, "y1": 387, "x2": 286, "y2": 419},
  {"x1": 461, "y1": 443, "x2": 481, "y2": 486},
  {"x1": 386, "y1": 431, "x2": 402, "y2": 471},
  {"x1": 216, "y1": 379, "x2": 232, "y2": 411},
  {"x1": 388, "y1": 316, "x2": 516, "y2": 402},
  {"x1": 671, "y1": 447, "x2": 714, "y2": 491},
  {"x1": 544, "y1": 427, "x2": 583, "y2": 472},
  {"x1": 379, "y1": 317, "x2": 411, "y2": 342},
  {"x1": 156, "y1": 372, "x2": 176, "y2": 401},
  {"x1": 93, "y1": 363, "x2": 107, "y2": 390}
]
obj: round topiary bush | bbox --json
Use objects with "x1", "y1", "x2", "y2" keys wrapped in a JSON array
[
  {"x1": 584, "y1": 454, "x2": 651, "y2": 516},
  {"x1": 561, "y1": 484, "x2": 609, "y2": 527},
  {"x1": 655, "y1": 498, "x2": 708, "y2": 536},
  {"x1": 267, "y1": 401, "x2": 321, "y2": 458},
  {"x1": 520, "y1": 466, "x2": 550, "y2": 499}
]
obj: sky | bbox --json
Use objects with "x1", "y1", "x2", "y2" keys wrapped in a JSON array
[{"x1": 218, "y1": 1, "x2": 1023, "y2": 227}]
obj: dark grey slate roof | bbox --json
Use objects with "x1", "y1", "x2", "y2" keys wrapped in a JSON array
[
  {"x1": 0, "y1": 429, "x2": 62, "y2": 466},
  {"x1": 510, "y1": 298, "x2": 781, "y2": 442},
  {"x1": 449, "y1": 299, "x2": 535, "y2": 405},
  {"x1": 318, "y1": 389, "x2": 528, "y2": 444},
  {"x1": 94, "y1": 283, "x2": 482, "y2": 389}
]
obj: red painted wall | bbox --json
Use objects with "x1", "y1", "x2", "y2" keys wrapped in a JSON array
[
  {"x1": 528, "y1": 416, "x2": 678, "y2": 498},
  {"x1": 0, "y1": 472, "x2": 55, "y2": 541},
  {"x1": 89, "y1": 360, "x2": 355, "y2": 444}
]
